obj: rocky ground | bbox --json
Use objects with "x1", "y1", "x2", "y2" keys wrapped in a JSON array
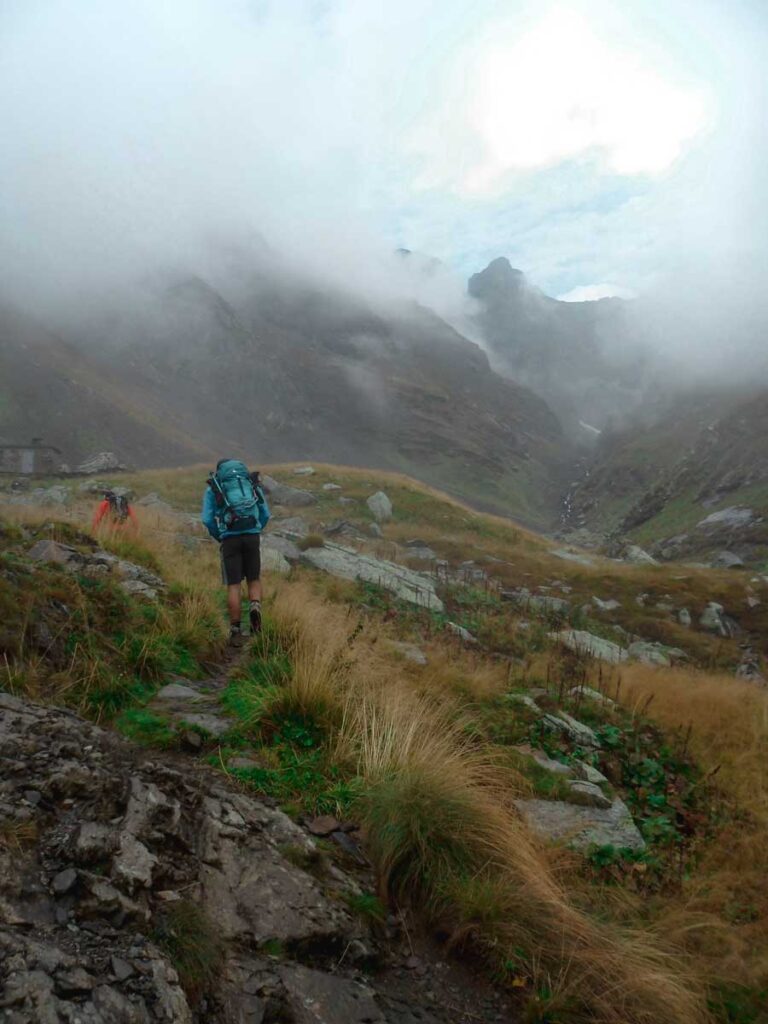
[{"x1": 0, "y1": 691, "x2": 515, "y2": 1024}]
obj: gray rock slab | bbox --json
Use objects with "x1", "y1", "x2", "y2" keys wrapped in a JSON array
[
  {"x1": 27, "y1": 540, "x2": 78, "y2": 565},
  {"x1": 262, "y1": 475, "x2": 317, "y2": 508},
  {"x1": 176, "y1": 713, "x2": 232, "y2": 737},
  {"x1": 262, "y1": 534, "x2": 302, "y2": 562},
  {"x1": 711, "y1": 550, "x2": 745, "y2": 569},
  {"x1": 512, "y1": 744, "x2": 572, "y2": 775},
  {"x1": 77, "y1": 452, "x2": 125, "y2": 474},
  {"x1": 299, "y1": 542, "x2": 443, "y2": 611},
  {"x1": 576, "y1": 762, "x2": 609, "y2": 785},
  {"x1": 516, "y1": 796, "x2": 645, "y2": 852},
  {"x1": 446, "y1": 621, "x2": 478, "y2": 643},
  {"x1": 119, "y1": 579, "x2": 158, "y2": 600},
  {"x1": 568, "y1": 780, "x2": 612, "y2": 809},
  {"x1": 272, "y1": 516, "x2": 309, "y2": 538},
  {"x1": 700, "y1": 601, "x2": 727, "y2": 635},
  {"x1": 551, "y1": 548, "x2": 595, "y2": 567},
  {"x1": 553, "y1": 711, "x2": 601, "y2": 748},
  {"x1": 592, "y1": 596, "x2": 621, "y2": 611},
  {"x1": 112, "y1": 833, "x2": 158, "y2": 892},
  {"x1": 155, "y1": 683, "x2": 203, "y2": 701},
  {"x1": 697, "y1": 506, "x2": 755, "y2": 530},
  {"x1": 570, "y1": 685, "x2": 615, "y2": 706},
  {"x1": 623, "y1": 545, "x2": 659, "y2": 566},
  {"x1": 262, "y1": 547, "x2": 291, "y2": 575},
  {"x1": 279, "y1": 963, "x2": 386, "y2": 1024},
  {"x1": 551, "y1": 629, "x2": 628, "y2": 664}
]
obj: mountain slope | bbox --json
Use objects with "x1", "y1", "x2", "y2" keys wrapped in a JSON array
[
  {"x1": 0, "y1": 271, "x2": 568, "y2": 524},
  {"x1": 566, "y1": 387, "x2": 768, "y2": 565},
  {"x1": 468, "y1": 257, "x2": 649, "y2": 435}
]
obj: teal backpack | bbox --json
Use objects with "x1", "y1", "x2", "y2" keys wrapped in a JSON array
[{"x1": 208, "y1": 460, "x2": 263, "y2": 535}]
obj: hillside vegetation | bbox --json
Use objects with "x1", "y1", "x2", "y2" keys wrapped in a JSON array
[
  {"x1": 1, "y1": 463, "x2": 767, "y2": 1023},
  {"x1": 567, "y1": 388, "x2": 768, "y2": 568}
]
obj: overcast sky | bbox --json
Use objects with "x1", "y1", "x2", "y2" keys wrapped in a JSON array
[{"x1": 1, "y1": 0, "x2": 766, "y2": 308}]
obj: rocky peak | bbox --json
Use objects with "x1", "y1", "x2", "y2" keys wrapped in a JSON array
[{"x1": 468, "y1": 257, "x2": 526, "y2": 303}]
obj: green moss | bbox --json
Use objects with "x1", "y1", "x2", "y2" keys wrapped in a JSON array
[{"x1": 116, "y1": 708, "x2": 177, "y2": 748}]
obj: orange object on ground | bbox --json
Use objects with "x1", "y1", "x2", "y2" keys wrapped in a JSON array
[{"x1": 92, "y1": 498, "x2": 139, "y2": 531}]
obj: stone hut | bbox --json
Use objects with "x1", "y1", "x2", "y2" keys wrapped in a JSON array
[{"x1": 0, "y1": 438, "x2": 62, "y2": 475}]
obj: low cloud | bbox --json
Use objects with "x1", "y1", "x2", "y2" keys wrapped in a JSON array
[
  {"x1": 558, "y1": 283, "x2": 636, "y2": 302},
  {"x1": 0, "y1": 0, "x2": 766, "y2": 392}
]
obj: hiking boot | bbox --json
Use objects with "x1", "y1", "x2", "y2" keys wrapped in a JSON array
[
  {"x1": 228, "y1": 624, "x2": 244, "y2": 647},
  {"x1": 249, "y1": 601, "x2": 262, "y2": 636}
]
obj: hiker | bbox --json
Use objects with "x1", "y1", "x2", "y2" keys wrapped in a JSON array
[
  {"x1": 201, "y1": 459, "x2": 270, "y2": 644},
  {"x1": 92, "y1": 489, "x2": 138, "y2": 531}
]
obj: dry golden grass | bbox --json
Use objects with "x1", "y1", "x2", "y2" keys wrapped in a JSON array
[
  {"x1": 616, "y1": 664, "x2": 768, "y2": 993},
  {"x1": 620, "y1": 664, "x2": 768, "y2": 817},
  {"x1": 252, "y1": 577, "x2": 713, "y2": 1024},
  {"x1": 0, "y1": 819, "x2": 39, "y2": 850}
]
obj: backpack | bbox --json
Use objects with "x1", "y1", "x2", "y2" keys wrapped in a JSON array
[
  {"x1": 107, "y1": 493, "x2": 129, "y2": 523},
  {"x1": 208, "y1": 460, "x2": 263, "y2": 534}
]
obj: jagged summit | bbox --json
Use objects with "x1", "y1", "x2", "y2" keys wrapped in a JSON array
[{"x1": 468, "y1": 257, "x2": 527, "y2": 302}]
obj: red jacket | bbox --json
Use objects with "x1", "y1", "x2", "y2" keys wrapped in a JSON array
[{"x1": 92, "y1": 500, "x2": 138, "y2": 530}]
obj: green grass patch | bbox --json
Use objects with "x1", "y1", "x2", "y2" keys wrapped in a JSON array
[
  {"x1": 115, "y1": 708, "x2": 177, "y2": 748},
  {"x1": 152, "y1": 900, "x2": 225, "y2": 1002},
  {"x1": 345, "y1": 891, "x2": 387, "y2": 924},
  {"x1": 0, "y1": 517, "x2": 216, "y2": 718}
]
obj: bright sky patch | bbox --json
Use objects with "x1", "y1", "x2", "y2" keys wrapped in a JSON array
[{"x1": 450, "y1": 7, "x2": 710, "y2": 195}]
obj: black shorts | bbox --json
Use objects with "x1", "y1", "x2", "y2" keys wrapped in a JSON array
[{"x1": 220, "y1": 533, "x2": 261, "y2": 585}]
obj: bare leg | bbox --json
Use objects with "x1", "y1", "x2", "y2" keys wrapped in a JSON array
[
  {"x1": 227, "y1": 583, "x2": 242, "y2": 626},
  {"x1": 247, "y1": 578, "x2": 262, "y2": 634}
]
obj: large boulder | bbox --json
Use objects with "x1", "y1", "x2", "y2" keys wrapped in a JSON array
[
  {"x1": 262, "y1": 475, "x2": 317, "y2": 508},
  {"x1": 710, "y1": 550, "x2": 745, "y2": 569},
  {"x1": 627, "y1": 640, "x2": 687, "y2": 667},
  {"x1": 515, "y1": 796, "x2": 645, "y2": 852},
  {"x1": 299, "y1": 542, "x2": 443, "y2": 611},
  {"x1": 623, "y1": 545, "x2": 659, "y2": 566},
  {"x1": 262, "y1": 534, "x2": 302, "y2": 563},
  {"x1": 262, "y1": 547, "x2": 291, "y2": 575},
  {"x1": 700, "y1": 598, "x2": 737, "y2": 634},
  {"x1": 27, "y1": 539, "x2": 78, "y2": 566},
  {"x1": 697, "y1": 507, "x2": 755, "y2": 530},
  {"x1": 366, "y1": 491, "x2": 393, "y2": 523},
  {"x1": 76, "y1": 452, "x2": 126, "y2": 474}
]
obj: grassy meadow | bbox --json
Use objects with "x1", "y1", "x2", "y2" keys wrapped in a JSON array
[{"x1": 1, "y1": 462, "x2": 767, "y2": 1023}]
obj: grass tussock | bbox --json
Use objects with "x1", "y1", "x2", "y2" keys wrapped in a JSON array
[{"x1": 153, "y1": 900, "x2": 225, "y2": 1002}]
